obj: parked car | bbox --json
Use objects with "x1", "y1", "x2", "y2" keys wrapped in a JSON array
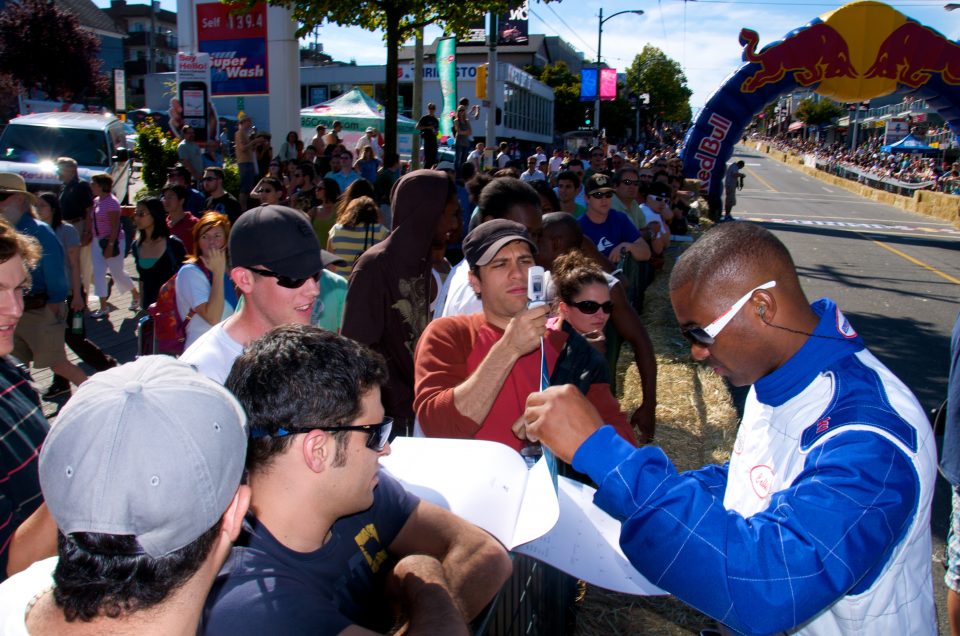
[{"x1": 0, "y1": 112, "x2": 133, "y2": 202}]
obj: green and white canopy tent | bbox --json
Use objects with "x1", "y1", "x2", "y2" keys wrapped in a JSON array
[{"x1": 300, "y1": 88, "x2": 417, "y2": 159}]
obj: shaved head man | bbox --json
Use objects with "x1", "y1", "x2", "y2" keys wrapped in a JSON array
[{"x1": 524, "y1": 222, "x2": 937, "y2": 635}]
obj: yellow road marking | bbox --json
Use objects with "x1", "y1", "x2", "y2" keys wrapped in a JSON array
[
  {"x1": 744, "y1": 167, "x2": 778, "y2": 193},
  {"x1": 862, "y1": 235, "x2": 960, "y2": 285}
]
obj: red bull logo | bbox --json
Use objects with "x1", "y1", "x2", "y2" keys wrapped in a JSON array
[
  {"x1": 694, "y1": 112, "x2": 731, "y2": 194},
  {"x1": 739, "y1": 23, "x2": 858, "y2": 92},
  {"x1": 864, "y1": 22, "x2": 960, "y2": 87}
]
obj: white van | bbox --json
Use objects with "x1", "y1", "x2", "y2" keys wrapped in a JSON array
[{"x1": 0, "y1": 112, "x2": 134, "y2": 202}]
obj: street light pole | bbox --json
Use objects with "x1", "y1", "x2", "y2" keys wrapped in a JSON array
[{"x1": 595, "y1": 8, "x2": 644, "y2": 142}]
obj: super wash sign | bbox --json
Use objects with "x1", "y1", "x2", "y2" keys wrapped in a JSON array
[{"x1": 197, "y1": 2, "x2": 268, "y2": 95}]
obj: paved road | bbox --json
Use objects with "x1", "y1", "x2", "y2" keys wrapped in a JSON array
[
  {"x1": 732, "y1": 145, "x2": 958, "y2": 416},
  {"x1": 732, "y1": 145, "x2": 958, "y2": 634}
]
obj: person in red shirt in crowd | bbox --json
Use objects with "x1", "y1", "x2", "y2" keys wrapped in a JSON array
[
  {"x1": 162, "y1": 184, "x2": 198, "y2": 254},
  {"x1": 414, "y1": 219, "x2": 635, "y2": 454}
]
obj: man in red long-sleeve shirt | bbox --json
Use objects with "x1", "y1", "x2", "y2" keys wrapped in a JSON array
[{"x1": 414, "y1": 219, "x2": 635, "y2": 453}]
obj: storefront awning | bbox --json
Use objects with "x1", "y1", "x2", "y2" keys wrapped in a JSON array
[{"x1": 788, "y1": 121, "x2": 804, "y2": 132}]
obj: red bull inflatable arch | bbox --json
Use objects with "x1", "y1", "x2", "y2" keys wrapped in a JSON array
[{"x1": 682, "y1": 0, "x2": 960, "y2": 203}]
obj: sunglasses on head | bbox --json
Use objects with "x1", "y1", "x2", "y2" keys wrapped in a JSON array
[
  {"x1": 246, "y1": 266, "x2": 320, "y2": 289},
  {"x1": 569, "y1": 299, "x2": 613, "y2": 315},
  {"x1": 589, "y1": 191, "x2": 614, "y2": 199},
  {"x1": 680, "y1": 280, "x2": 777, "y2": 346},
  {"x1": 250, "y1": 417, "x2": 393, "y2": 451}
]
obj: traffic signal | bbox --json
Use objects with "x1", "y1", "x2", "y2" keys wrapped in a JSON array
[
  {"x1": 476, "y1": 64, "x2": 488, "y2": 100},
  {"x1": 583, "y1": 107, "x2": 593, "y2": 127}
]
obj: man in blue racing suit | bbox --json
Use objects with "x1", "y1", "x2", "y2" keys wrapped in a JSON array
[{"x1": 522, "y1": 221, "x2": 936, "y2": 635}]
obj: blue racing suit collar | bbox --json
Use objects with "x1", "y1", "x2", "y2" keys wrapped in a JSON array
[{"x1": 754, "y1": 298, "x2": 865, "y2": 407}]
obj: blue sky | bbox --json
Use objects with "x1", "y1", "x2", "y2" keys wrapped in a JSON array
[{"x1": 100, "y1": 0, "x2": 955, "y2": 109}]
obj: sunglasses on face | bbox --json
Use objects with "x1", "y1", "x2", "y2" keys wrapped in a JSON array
[
  {"x1": 246, "y1": 266, "x2": 321, "y2": 289},
  {"x1": 680, "y1": 280, "x2": 777, "y2": 346},
  {"x1": 569, "y1": 299, "x2": 613, "y2": 315},
  {"x1": 250, "y1": 417, "x2": 394, "y2": 451},
  {"x1": 619, "y1": 178, "x2": 639, "y2": 186},
  {"x1": 648, "y1": 195, "x2": 668, "y2": 203},
  {"x1": 202, "y1": 176, "x2": 218, "y2": 182},
  {"x1": 589, "y1": 192, "x2": 614, "y2": 199}
]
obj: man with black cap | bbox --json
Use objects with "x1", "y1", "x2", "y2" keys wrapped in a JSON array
[
  {"x1": 414, "y1": 219, "x2": 635, "y2": 452},
  {"x1": 0, "y1": 356, "x2": 250, "y2": 634},
  {"x1": 579, "y1": 173, "x2": 650, "y2": 265},
  {"x1": 181, "y1": 204, "x2": 324, "y2": 384}
]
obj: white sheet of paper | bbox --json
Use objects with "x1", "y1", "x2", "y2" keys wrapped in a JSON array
[
  {"x1": 380, "y1": 437, "x2": 560, "y2": 549},
  {"x1": 513, "y1": 477, "x2": 666, "y2": 596}
]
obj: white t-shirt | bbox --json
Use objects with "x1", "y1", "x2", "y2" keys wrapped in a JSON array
[
  {"x1": 180, "y1": 321, "x2": 245, "y2": 385},
  {"x1": 176, "y1": 264, "x2": 235, "y2": 349},
  {"x1": 548, "y1": 155, "x2": 564, "y2": 174},
  {"x1": 519, "y1": 170, "x2": 546, "y2": 183},
  {"x1": 0, "y1": 556, "x2": 56, "y2": 635},
  {"x1": 439, "y1": 259, "x2": 482, "y2": 318},
  {"x1": 639, "y1": 204, "x2": 666, "y2": 240}
]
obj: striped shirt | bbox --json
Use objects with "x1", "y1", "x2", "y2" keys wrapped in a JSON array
[
  {"x1": 0, "y1": 357, "x2": 48, "y2": 581},
  {"x1": 327, "y1": 223, "x2": 388, "y2": 278}
]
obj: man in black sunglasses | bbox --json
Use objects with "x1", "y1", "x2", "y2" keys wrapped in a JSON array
[
  {"x1": 181, "y1": 205, "x2": 323, "y2": 384},
  {"x1": 578, "y1": 174, "x2": 650, "y2": 266},
  {"x1": 523, "y1": 222, "x2": 937, "y2": 635},
  {"x1": 206, "y1": 325, "x2": 511, "y2": 635}
]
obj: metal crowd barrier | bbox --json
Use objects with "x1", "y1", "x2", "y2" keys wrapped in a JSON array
[
  {"x1": 473, "y1": 554, "x2": 579, "y2": 635},
  {"x1": 815, "y1": 160, "x2": 936, "y2": 198}
]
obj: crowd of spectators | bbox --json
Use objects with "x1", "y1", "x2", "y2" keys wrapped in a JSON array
[{"x1": 760, "y1": 133, "x2": 960, "y2": 194}]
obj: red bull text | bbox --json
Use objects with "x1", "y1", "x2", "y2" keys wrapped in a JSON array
[{"x1": 694, "y1": 113, "x2": 731, "y2": 194}]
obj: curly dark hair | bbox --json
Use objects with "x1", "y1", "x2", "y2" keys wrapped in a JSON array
[
  {"x1": 52, "y1": 525, "x2": 219, "y2": 622},
  {"x1": 225, "y1": 325, "x2": 388, "y2": 473}
]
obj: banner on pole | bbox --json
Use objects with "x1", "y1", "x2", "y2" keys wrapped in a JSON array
[
  {"x1": 600, "y1": 68, "x2": 618, "y2": 101},
  {"x1": 580, "y1": 68, "x2": 597, "y2": 102},
  {"x1": 437, "y1": 37, "x2": 457, "y2": 144}
]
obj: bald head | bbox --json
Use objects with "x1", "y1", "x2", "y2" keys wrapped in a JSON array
[
  {"x1": 670, "y1": 222, "x2": 799, "y2": 297},
  {"x1": 541, "y1": 212, "x2": 582, "y2": 250}
]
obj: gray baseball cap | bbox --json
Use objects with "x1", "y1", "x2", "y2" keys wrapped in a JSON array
[{"x1": 39, "y1": 356, "x2": 248, "y2": 558}]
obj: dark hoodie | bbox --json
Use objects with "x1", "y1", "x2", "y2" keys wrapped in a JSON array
[{"x1": 341, "y1": 170, "x2": 453, "y2": 435}]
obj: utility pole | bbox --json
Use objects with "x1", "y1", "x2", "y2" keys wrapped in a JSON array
[
  {"x1": 486, "y1": 12, "x2": 498, "y2": 150},
  {"x1": 412, "y1": 27, "x2": 424, "y2": 169}
]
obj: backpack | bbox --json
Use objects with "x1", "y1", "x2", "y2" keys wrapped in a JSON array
[{"x1": 147, "y1": 262, "x2": 211, "y2": 356}]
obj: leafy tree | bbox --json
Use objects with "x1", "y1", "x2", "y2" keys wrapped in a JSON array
[
  {"x1": 0, "y1": 0, "x2": 109, "y2": 103},
  {"x1": 245, "y1": 0, "x2": 519, "y2": 154},
  {"x1": 795, "y1": 98, "x2": 844, "y2": 127},
  {"x1": 625, "y1": 45, "x2": 692, "y2": 123}
]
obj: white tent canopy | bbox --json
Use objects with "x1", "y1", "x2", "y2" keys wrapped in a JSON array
[{"x1": 300, "y1": 88, "x2": 416, "y2": 159}]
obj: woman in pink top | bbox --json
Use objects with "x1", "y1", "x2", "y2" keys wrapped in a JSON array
[{"x1": 89, "y1": 173, "x2": 139, "y2": 318}]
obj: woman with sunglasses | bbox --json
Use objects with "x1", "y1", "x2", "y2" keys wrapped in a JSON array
[
  {"x1": 131, "y1": 197, "x2": 187, "y2": 308},
  {"x1": 175, "y1": 212, "x2": 237, "y2": 348},
  {"x1": 553, "y1": 250, "x2": 613, "y2": 353}
]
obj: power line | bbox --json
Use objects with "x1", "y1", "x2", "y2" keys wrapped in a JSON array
[{"x1": 535, "y1": 4, "x2": 597, "y2": 57}]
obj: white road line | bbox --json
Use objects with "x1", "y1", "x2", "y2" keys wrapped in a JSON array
[
  {"x1": 822, "y1": 187, "x2": 835, "y2": 193},
  {"x1": 745, "y1": 163, "x2": 762, "y2": 166}
]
